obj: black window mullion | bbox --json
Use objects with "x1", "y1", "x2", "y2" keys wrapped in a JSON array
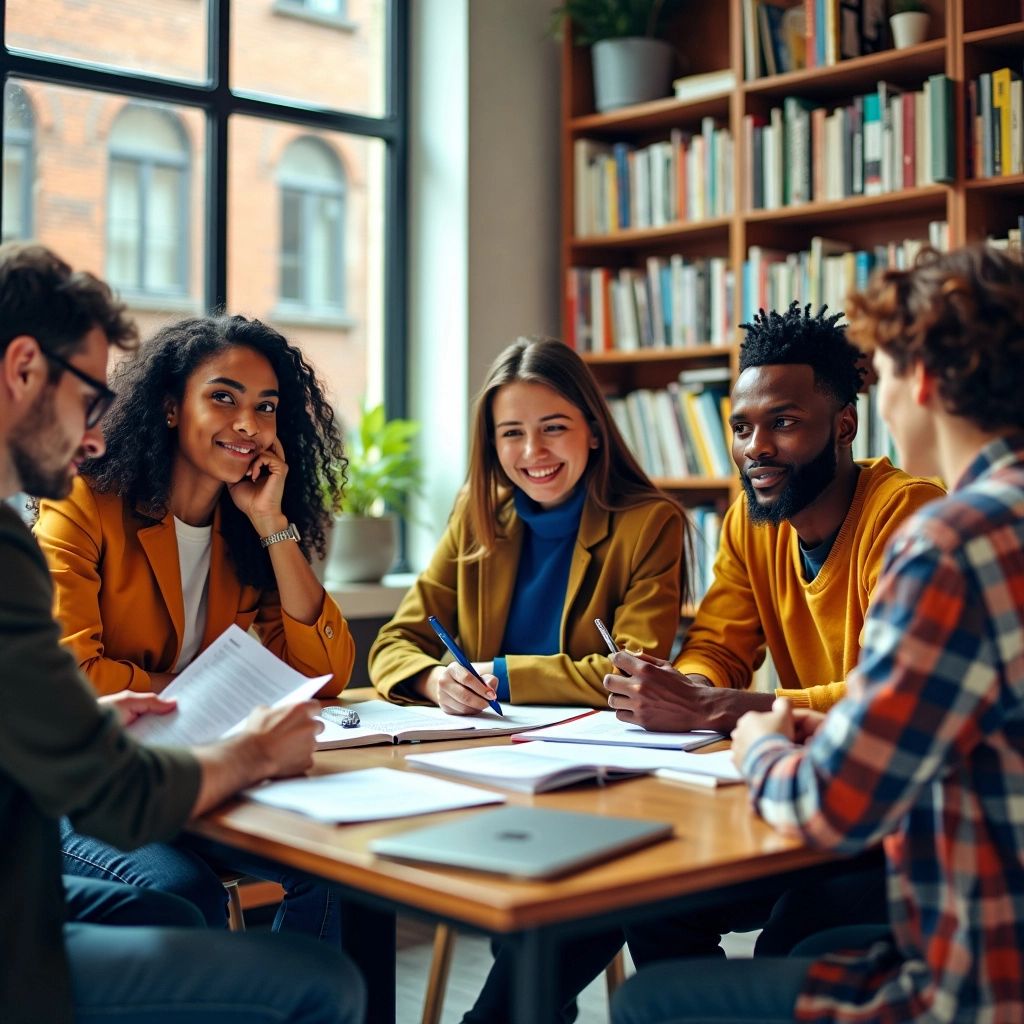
[{"x1": 205, "y1": 0, "x2": 230, "y2": 312}]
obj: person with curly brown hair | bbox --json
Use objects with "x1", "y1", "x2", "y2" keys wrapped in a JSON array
[
  {"x1": 34, "y1": 314, "x2": 355, "y2": 940},
  {"x1": 613, "y1": 243, "x2": 1024, "y2": 1024}
]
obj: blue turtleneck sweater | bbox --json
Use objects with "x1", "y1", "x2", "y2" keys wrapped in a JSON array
[{"x1": 491, "y1": 484, "x2": 586, "y2": 701}]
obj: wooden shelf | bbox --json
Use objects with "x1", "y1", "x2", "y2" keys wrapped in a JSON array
[
  {"x1": 570, "y1": 92, "x2": 731, "y2": 137},
  {"x1": 964, "y1": 173, "x2": 1024, "y2": 194},
  {"x1": 583, "y1": 345, "x2": 734, "y2": 367},
  {"x1": 742, "y1": 40, "x2": 947, "y2": 103},
  {"x1": 744, "y1": 185, "x2": 949, "y2": 227},
  {"x1": 963, "y1": 21, "x2": 1024, "y2": 48},
  {"x1": 570, "y1": 217, "x2": 731, "y2": 251}
]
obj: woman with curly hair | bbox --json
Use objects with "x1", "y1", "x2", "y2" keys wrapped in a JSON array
[{"x1": 34, "y1": 313, "x2": 354, "y2": 938}]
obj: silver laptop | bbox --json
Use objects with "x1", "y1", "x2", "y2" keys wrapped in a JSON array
[{"x1": 370, "y1": 805, "x2": 673, "y2": 880}]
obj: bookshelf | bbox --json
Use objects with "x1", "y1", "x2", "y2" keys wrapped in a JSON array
[{"x1": 560, "y1": 0, "x2": 1024, "y2": 604}]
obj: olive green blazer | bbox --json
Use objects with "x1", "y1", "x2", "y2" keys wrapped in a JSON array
[{"x1": 370, "y1": 493, "x2": 685, "y2": 707}]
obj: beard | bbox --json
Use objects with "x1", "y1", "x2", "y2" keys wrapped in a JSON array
[
  {"x1": 741, "y1": 431, "x2": 838, "y2": 527},
  {"x1": 10, "y1": 388, "x2": 78, "y2": 500}
]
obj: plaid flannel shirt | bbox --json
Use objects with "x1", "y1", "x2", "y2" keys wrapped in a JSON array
[{"x1": 743, "y1": 434, "x2": 1024, "y2": 1023}]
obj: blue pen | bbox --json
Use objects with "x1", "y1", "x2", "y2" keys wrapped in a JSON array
[{"x1": 427, "y1": 615, "x2": 504, "y2": 717}]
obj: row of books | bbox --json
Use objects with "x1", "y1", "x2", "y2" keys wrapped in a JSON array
[
  {"x1": 688, "y1": 506, "x2": 723, "y2": 605},
  {"x1": 746, "y1": 76, "x2": 954, "y2": 210},
  {"x1": 566, "y1": 256, "x2": 734, "y2": 352},
  {"x1": 744, "y1": 0, "x2": 889, "y2": 81},
  {"x1": 573, "y1": 122, "x2": 734, "y2": 237},
  {"x1": 969, "y1": 68, "x2": 1024, "y2": 179},
  {"x1": 988, "y1": 217, "x2": 1024, "y2": 254},
  {"x1": 608, "y1": 368, "x2": 733, "y2": 481},
  {"x1": 854, "y1": 388, "x2": 897, "y2": 465},
  {"x1": 742, "y1": 226, "x2": 949, "y2": 324}
]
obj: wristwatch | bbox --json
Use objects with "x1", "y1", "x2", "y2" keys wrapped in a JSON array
[{"x1": 260, "y1": 522, "x2": 301, "y2": 548}]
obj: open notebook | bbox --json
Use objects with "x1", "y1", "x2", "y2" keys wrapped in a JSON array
[
  {"x1": 514, "y1": 709, "x2": 724, "y2": 752},
  {"x1": 406, "y1": 739, "x2": 742, "y2": 793},
  {"x1": 315, "y1": 701, "x2": 593, "y2": 750}
]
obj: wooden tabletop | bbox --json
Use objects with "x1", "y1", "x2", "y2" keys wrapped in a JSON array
[{"x1": 191, "y1": 692, "x2": 833, "y2": 934}]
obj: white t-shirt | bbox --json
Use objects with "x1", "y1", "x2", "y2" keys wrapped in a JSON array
[{"x1": 172, "y1": 517, "x2": 213, "y2": 673}]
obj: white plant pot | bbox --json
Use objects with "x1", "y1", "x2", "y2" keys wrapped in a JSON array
[
  {"x1": 324, "y1": 514, "x2": 398, "y2": 585},
  {"x1": 889, "y1": 11, "x2": 929, "y2": 49},
  {"x1": 591, "y1": 37, "x2": 674, "y2": 113}
]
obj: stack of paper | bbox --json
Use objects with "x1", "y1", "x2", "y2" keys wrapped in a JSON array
[{"x1": 245, "y1": 767, "x2": 504, "y2": 823}]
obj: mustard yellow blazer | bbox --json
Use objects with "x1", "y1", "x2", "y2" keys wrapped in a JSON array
[
  {"x1": 34, "y1": 477, "x2": 354, "y2": 697},
  {"x1": 369, "y1": 492, "x2": 685, "y2": 707}
]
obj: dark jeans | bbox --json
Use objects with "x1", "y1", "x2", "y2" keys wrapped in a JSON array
[
  {"x1": 461, "y1": 849, "x2": 887, "y2": 1024},
  {"x1": 64, "y1": 875, "x2": 365, "y2": 1024},
  {"x1": 611, "y1": 924, "x2": 894, "y2": 1024},
  {"x1": 61, "y1": 819, "x2": 341, "y2": 941}
]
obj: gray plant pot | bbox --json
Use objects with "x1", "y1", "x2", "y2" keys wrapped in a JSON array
[
  {"x1": 324, "y1": 514, "x2": 398, "y2": 585},
  {"x1": 591, "y1": 37, "x2": 674, "y2": 112}
]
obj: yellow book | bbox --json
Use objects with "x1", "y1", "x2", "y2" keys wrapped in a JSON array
[{"x1": 992, "y1": 68, "x2": 1014, "y2": 178}]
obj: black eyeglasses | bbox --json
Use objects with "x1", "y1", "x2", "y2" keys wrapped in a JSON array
[{"x1": 41, "y1": 348, "x2": 117, "y2": 428}]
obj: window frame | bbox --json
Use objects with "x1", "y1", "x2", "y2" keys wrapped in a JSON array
[
  {"x1": 0, "y1": 0, "x2": 409, "y2": 426},
  {"x1": 107, "y1": 105, "x2": 191, "y2": 298}
]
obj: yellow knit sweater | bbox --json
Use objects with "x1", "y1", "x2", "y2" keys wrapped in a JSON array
[{"x1": 675, "y1": 459, "x2": 945, "y2": 710}]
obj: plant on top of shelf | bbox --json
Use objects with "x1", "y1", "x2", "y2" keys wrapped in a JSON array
[
  {"x1": 889, "y1": 0, "x2": 929, "y2": 49},
  {"x1": 552, "y1": 0, "x2": 686, "y2": 113}
]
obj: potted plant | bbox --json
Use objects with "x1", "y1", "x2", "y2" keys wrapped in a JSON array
[
  {"x1": 552, "y1": 0, "x2": 684, "y2": 113},
  {"x1": 889, "y1": 0, "x2": 929, "y2": 49},
  {"x1": 322, "y1": 403, "x2": 422, "y2": 586}
]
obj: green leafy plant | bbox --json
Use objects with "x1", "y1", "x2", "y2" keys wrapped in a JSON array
[
  {"x1": 551, "y1": 0, "x2": 684, "y2": 45},
  {"x1": 889, "y1": 0, "x2": 927, "y2": 13},
  {"x1": 334, "y1": 403, "x2": 422, "y2": 518}
]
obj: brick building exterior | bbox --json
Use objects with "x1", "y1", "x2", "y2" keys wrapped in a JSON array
[{"x1": 3, "y1": 0, "x2": 384, "y2": 426}]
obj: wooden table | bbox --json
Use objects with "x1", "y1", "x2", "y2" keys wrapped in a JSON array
[{"x1": 190, "y1": 700, "x2": 836, "y2": 1024}]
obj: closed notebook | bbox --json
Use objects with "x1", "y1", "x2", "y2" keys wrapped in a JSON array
[
  {"x1": 515, "y1": 710, "x2": 723, "y2": 752},
  {"x1": 316, "y1": 702, "x2": 592, "y2": 750},
  {"x1": 370, "y1": 805, "x2": 673, "y2": 880}
]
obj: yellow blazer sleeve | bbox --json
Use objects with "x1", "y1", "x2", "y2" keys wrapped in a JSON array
[
  {"x1": 674, "y1": 498, "x2": 765, "y2": 689},
  {"x1": 368, "y1": 513, "x2": 462, "y2": 705},
  {"x1": 506, "y1": 501, "x2": 685, "y2": 707},
  {"x1": 34, "y1": 485, "x2": 155, "y2": 695},
  {"x1": 253, "y1": 588, "x2": 354, "y2": 698}
]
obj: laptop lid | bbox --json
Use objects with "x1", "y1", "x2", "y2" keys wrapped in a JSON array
[{"x1": 370, "y1": 805, "x2": 673, "y2": 880}]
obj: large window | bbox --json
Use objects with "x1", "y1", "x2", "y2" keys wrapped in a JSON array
[
  {"x1": 108, "y1": 106, "x2": 190, "y2": 296},
  {"x1": 0, "y1": 0, "x2": 407, "y2": 432}
]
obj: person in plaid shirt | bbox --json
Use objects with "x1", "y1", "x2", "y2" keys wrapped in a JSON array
[{"x1": 612, "y1": 243, "x2": 1024, "y2": 1024}]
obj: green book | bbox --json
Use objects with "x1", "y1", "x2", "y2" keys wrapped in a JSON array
[{"x1": 928, "y1": 73, "x2": 955, "y2": 184}]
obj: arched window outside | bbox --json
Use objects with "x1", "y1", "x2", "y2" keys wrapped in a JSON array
[
  {"x1": 278, "y1": 136, "x2": 346, "y2": 312},
  {"x1": 107, "y1": 105, "x2": 190, "y2": 295},
  {"x1": 3, "y1": 84, "x2": 34, "y2": 242}
]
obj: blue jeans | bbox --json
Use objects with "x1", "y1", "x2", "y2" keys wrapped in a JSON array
[
  {"x1": 64, "y1": 875, "x2": 364, "y2": 1024},
  {"x1": 61, "y1": 819, "x2": 341, "y2": 941},
  {"x1": 611, "y1": 925, "x2": 893, "y2": 1024}
]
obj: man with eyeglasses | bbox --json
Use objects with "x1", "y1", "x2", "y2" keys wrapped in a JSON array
[{"x1": 0, "y1": 241, "x2": 365, "y2": 1024}]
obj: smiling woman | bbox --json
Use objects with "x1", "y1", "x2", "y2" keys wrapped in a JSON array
[
  {"x1": 31, "y1": 313, "x2": 356, "y2": 943},
  {"x1": 369, "y1": 334, "x2": 693, "y2": 715}
]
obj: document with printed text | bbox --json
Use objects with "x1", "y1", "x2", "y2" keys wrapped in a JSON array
[{"x1": 127, "y1": 625, "x2": 330, "y2": 747}]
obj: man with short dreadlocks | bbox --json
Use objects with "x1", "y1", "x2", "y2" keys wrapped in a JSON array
[{"x1": 602, "y1": 301, "x2": 944, "y2": 960}]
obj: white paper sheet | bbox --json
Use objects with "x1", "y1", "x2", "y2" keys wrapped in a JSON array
[
  {"x1": 127, "y1": 625, "x2": 330, "y2": 747},
  {"x1": 245, "y1": 766, "x2": 505, "y2": 822},
  {"x1": 515, "y1": 710, "x2": 724, "y2": 751}
]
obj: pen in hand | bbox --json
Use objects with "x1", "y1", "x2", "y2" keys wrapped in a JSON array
[
  {"x1": 427, "y1": 615, "x2": 504, "y2": 717},
  {"x1": 594, "y1": 617, "x2": 620, "y2": 655}
]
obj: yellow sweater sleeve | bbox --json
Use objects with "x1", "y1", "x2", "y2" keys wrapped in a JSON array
[{"x1": 776, "y1": 680, "x2": 846, "y2": 711}]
